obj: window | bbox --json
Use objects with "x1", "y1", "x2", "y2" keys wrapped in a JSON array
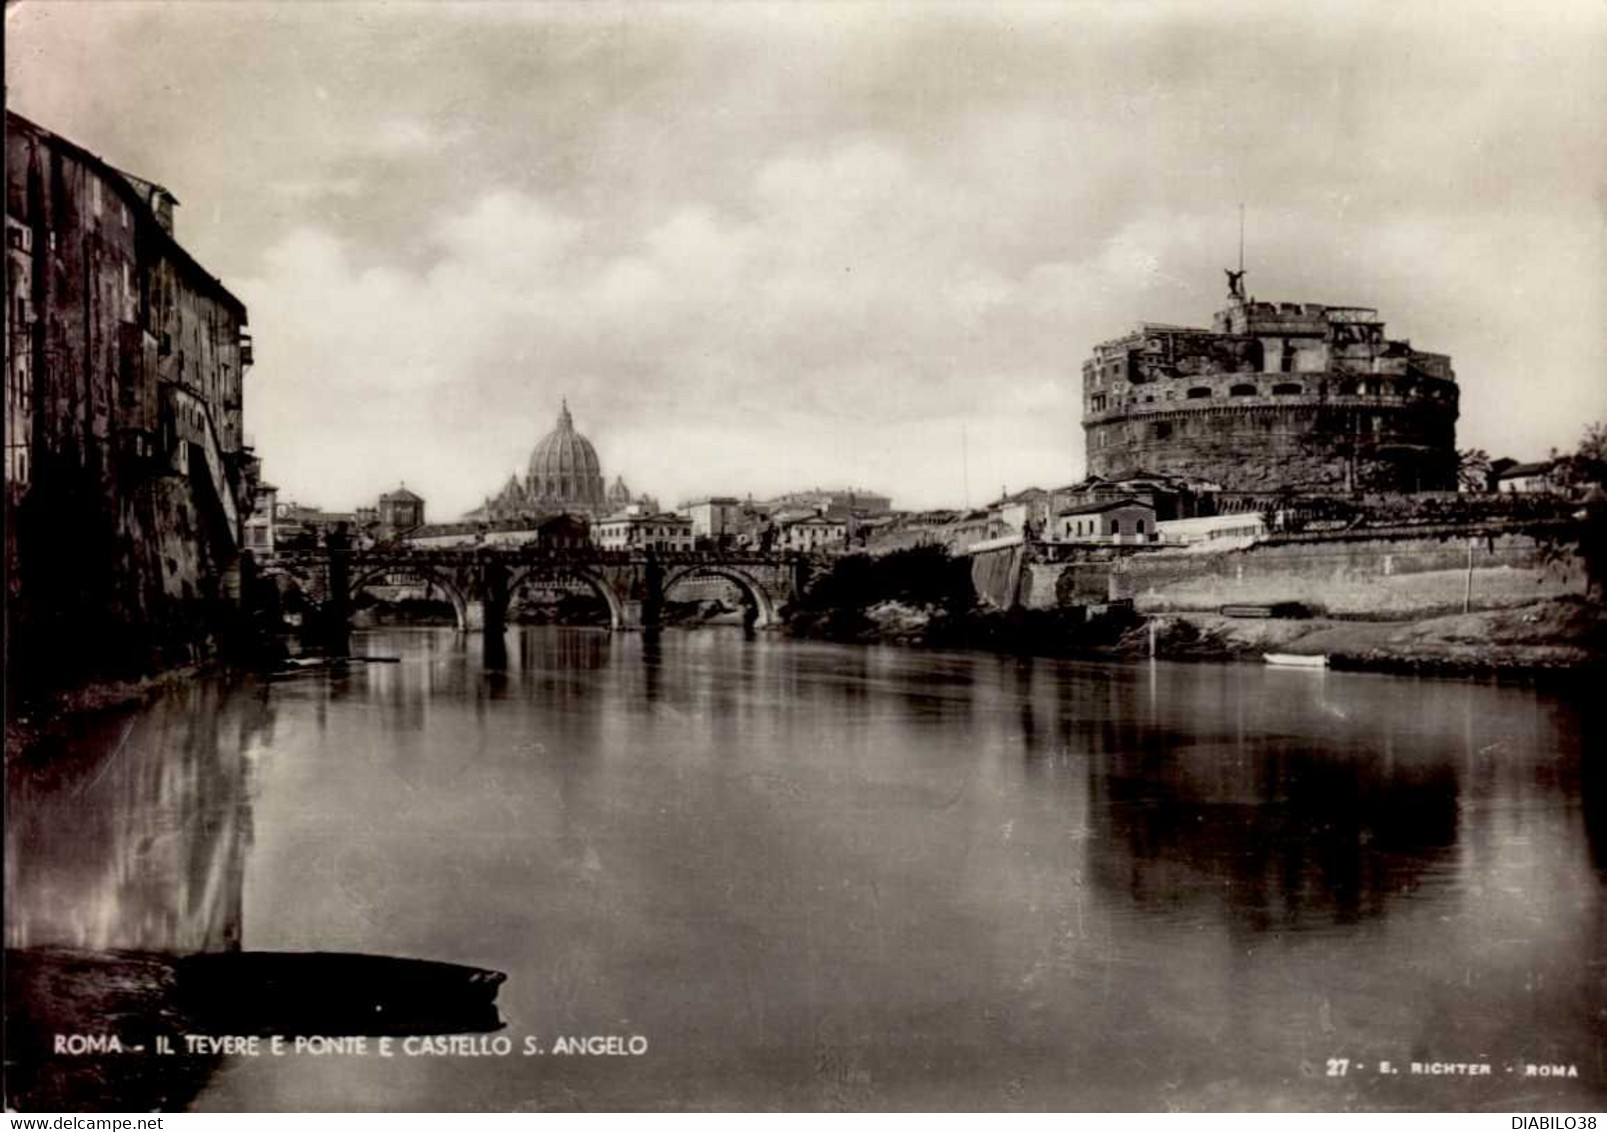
[
  {"x1": 1230, "y1": 383, "x2": 1257, "y2": 397},
  {"x1": 1186, "y1": 386, "x2": 1212, "y2": 399},
  {"x1": 1273, "y1": 382, "x2": 1303, "y2": 396},
  {"x1": 1153, "y1": 421, "x2": 1172, "y2": 441},
  {"x1": 1136, "y1": 519, "x2": 1146, "y2": 535}
]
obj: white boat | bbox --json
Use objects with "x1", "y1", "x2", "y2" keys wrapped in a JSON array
[{"x1": 1263, "y1": 652, "x2": 1329, "y2": 669}]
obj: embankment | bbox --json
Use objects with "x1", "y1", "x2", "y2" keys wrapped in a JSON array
[
  {"x1": 793, "y1": 533, "x2": 1603, "y2": 679},
  {"x1": 1128, "y1": 598, "x2": 1605, "y2": 679},
  {"x1": 1027, "y1": 531, "x2": 1585, "y2": 616}
]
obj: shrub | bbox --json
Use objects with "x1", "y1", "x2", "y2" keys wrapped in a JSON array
[{"x1": 799, "y1": 545, "x2": 975, "y2": 615}]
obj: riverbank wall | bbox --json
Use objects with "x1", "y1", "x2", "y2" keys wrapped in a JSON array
[{"x1": 1015, "y1": 531, "x2": 1584, "y2": 617}]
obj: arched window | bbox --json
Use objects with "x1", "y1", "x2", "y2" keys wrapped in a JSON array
[
  {"x1": 1136, "y1": 519, "x2": 1146, "y2": 535},
  {"x1": 1273, "y1": 382, "x2": 1303, "y2": 396},
  {"x1": 1186, "y1": 386, "x2": 1212, "y2": 399},
  {"x1": 1230, "y1": 383, "x2": 1257, "y2": 397}
]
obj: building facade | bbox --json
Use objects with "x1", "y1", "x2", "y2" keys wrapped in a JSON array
[
  {"x1": 1082, "y1": 284, "x2": 1459, "y2": 495},
  {"x1": 1155, "y1": 512, "x2": 1267, "y2": 550},
  {"x1": 1495, "y1": 461, "x2": 1559, "y2": 494},
  {"x1": 681, "y1": 497, "x2": 744, "y2": 542},
  {"x1": 245, "y1": 482, "x2": 278, "y2": 556},
  {"x1": 377, "y1": 485, "x2": 425, "y2": 535},
  {"x1": 594, "y1": 508, "x2": 694, "y2": 552},
  {"x1": 1055, "y1": 499, "x2": 1158, "y2": 544},
  {"x1": 6, "y1": 112, "x2": 256, "y2": 684},
  {"x1": 779, "y1": 515, "x2": 848, "y2": 553}
]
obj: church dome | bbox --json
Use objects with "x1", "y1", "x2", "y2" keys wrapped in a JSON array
[{"x1": 527, "y1": 400, "x2": 605, "y2": 507}]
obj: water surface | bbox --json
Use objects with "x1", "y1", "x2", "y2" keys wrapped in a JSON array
[{"x1": 8, "y1": 628, "x2": 1603, "y2": 1110}]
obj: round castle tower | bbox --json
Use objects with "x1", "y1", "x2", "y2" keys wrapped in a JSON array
[{"x1": 1081, "y1": 282, "x2": 1459, "y2": 495}]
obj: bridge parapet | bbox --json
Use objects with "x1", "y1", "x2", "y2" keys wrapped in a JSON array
[{"x1": 262, "y1": 546, "x2": 817, "y2": 636}]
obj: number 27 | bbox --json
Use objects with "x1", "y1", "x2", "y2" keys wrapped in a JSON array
[{"x1": 1326, "y1": 1058, "x2": 1350, "y2": 1077}]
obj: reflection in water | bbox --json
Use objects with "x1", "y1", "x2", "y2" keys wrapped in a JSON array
[
  {"x1": 6, "y1": 629, "x2": 1602, "y2": 1111},
  {"x1": 6, "y1": 683, "x2": 273, "y2": 1111},
  {"x1": 6, "y1": 681, "x2": 271, "y2": 954},
  {"x1": 1077, "y1": 669, "x2": 1463, "y2": 934}
]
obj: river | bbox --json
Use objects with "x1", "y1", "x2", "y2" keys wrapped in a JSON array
[{"x1": 6, "y1": 627, "x2": 1603, "y2": 1111}]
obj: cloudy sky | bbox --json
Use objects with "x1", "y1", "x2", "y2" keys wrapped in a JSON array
[{"x1": 7, "y1": 1, "x2": 1605, "y2": 515}]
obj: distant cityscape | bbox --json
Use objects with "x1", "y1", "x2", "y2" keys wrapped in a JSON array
[
  {"x1": 241, "y1": 287, "x2": 1572, "y2": 565},
  {"x1": 5, "y1": 106, "x2": 1596, "y2": 682}
]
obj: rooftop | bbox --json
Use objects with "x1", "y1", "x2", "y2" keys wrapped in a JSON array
[
  {"x1": 1058, "y1": 498, "x2": 1157, "y2": 517},
  {"x1": 1496, "y1": 461, "x2": 1555, "y2": 479},
  {"x1": 7, "y1": 111, "x2": 247, "y2": 318}
]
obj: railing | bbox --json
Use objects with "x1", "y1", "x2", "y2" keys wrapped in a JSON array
[{"x1": 276, "y1": 546, "x2": 808, "y2": 568}]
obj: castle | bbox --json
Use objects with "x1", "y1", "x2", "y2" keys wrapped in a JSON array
[{"x1": 1081, "y1": 275, "x2": 1459, "y2": 495}]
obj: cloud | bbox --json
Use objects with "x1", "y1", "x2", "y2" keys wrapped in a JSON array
[
  {"x1": 14, "y1": 2, "x2": 1603, "y2": 516},
  {"x1": 365, "y1": 117, "x2": 444, "y2": 156},
  {"x1": 266, "y1": 176, "x2": 365, "y2": 203},
  {"x1": 239, "y1": 131, "x2": 1133, "y2": 515}
]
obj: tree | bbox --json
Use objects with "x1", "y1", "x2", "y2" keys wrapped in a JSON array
[
  {"x1": 1456, "y1": 447, "x2": 1493, "y2": 493},
  {"x1": 1553, "y1": 422, "x2": 1607, "y2": 493},
  {"x1": 1575, "y1": 422, "x2": 1607, "y2": 485}
]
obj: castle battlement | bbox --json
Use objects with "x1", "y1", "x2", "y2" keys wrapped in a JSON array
[{"x1": 1081, "y1": 287, "x2": 1459, "y2": 494}]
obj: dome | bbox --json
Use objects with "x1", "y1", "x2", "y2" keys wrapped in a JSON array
[{"x1": 527, "y1": 400, "x2": 605, "y2": 507}]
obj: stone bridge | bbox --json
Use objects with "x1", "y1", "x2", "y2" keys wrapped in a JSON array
[{"x1": 264, "y1": 545, "x2": 815, "y2": 640}]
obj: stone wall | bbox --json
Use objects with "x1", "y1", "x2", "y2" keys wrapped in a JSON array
[
  {"x1": 1028, "y1": 533, "x2": 1585, "y2": 617},
  {"x1": 970, "y1": 543, "x2": 1025, "y2": 609},
  {"x1": 1086, "y1": 394, "x2": 1457, "y2": 493}
]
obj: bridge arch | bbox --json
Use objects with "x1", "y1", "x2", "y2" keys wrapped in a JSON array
[
  {"x1": 348, "y1": 563, "x2": 471, "y2": 631},
  {"x1": 505, "y1": 563, "x2": 627, "y2": 631},
  {"x1": 661, "y1": 564, "x2": 779, "y2": 628}
]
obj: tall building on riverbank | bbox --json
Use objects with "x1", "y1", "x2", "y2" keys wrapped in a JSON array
[
  {"x1": 5, "y1": 112, "x2": 257, "y2": 686},
  {"x1": 1081, "y1": 274, "x2": 1459, "y2": 495}
]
